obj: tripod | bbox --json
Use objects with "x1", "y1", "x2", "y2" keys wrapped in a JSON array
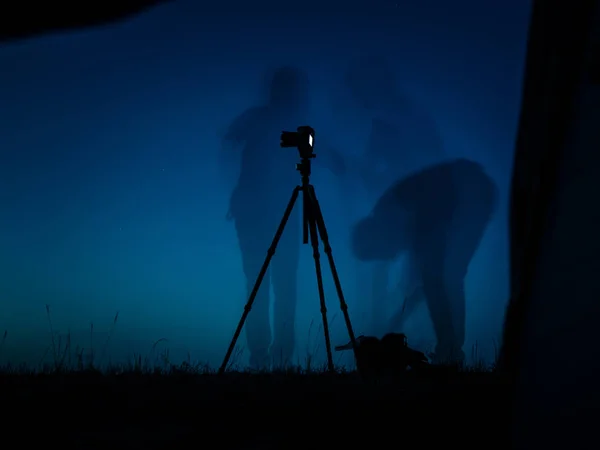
[{"x1": 218, "y1": 151, "x2": 359, "y2": 374}]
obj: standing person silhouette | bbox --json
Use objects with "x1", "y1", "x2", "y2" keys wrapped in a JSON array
[
  {"x1": 343, "y1": 55, "x2": 446, "y2": 335},
  {"x1": 220, "y1": 66, "x2": 345, "y2": 369}
]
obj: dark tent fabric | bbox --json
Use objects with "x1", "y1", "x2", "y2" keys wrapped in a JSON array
[
  {"x1": 0, "y1": 1, "x2": 169, "y2": 43},
  {"x1": 500, "y1": 0, "x2": 600, "y2": 448}
]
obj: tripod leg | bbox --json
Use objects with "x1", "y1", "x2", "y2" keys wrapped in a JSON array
[
  {"x1": 218, "y1": 186, "x2": 301, "y2": 374},
  {"x1": 305, "y1": 204, "x2": 335, "y2": 372},
  {"x1": 302, "y1": 180, "x2": 309, "y2": 244},
  {"x1": 307, "y1": 185, "x2": 359, "y2": 360}
]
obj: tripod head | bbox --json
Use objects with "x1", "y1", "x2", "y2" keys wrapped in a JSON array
[{"x1": 280, "y1": 125, "x2": 315, "y2": 180}]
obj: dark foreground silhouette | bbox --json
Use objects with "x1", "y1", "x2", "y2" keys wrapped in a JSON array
[
  {"x1": 335, "y1": 332, "x2": 429, "y2": 379},
  {"x1": 1, "y1": 1, "x2": 169, "y2": 43},
  {"x1": 2, "y1": 364, "x2": 508, "y2": 449}
]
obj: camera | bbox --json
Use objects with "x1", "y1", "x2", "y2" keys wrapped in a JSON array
[{"x1": 280, "y1": 125, "x2": 315, "y2": 159}]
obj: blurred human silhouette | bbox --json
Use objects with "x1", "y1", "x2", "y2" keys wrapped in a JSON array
[
  {"x1": 343, "y1": 55, "x2": 446, "y2": 335},
  {"x1": 351, "y1": 158, "x2": 498, "y2": 363},
  {"x1": 220, "y1": 66, "x2": 345, "y2": 369},
  {"x1": 344, "y1": 54, "x2": 445, "y2": 194}
]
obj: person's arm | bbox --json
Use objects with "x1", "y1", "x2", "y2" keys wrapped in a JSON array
[
  {"x1": 221, "y1": 106, "x2": 265, "y2": 145},
  {"x1": 312, "y1": 138, "x2": 347, "y2": 177},
  {"x1": 218, "y1": 106, "x2": 266, "y2": 187}
]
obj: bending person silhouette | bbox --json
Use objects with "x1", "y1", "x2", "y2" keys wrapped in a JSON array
[
  {"x1": 342, "y1": 55, "x2": 446, "y2": 334},
  {"x1": 220, "y1": 66, "x2": 345, "y2": 369},
  {"x1": 351, "y1": 158, "x2": 498, "y2": 363}
]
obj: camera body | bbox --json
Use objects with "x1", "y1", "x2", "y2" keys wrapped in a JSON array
[{"x1": 280, "y1": 125, "x2": 315, "y2": 159}]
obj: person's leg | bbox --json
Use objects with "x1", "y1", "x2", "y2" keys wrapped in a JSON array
[
  {"x1": 416, "y1": 231, "x2": 458, "y2": 364},
  {"x1": 442, "y1": 201, "x2": 495, "y2": 364},
  {"x1": 387, "y1": 284, "x2": 424, "y2": 333},
  {"x1": 234, "y1": 212, "x2": 273, "y2": 370},
  {"x1": 387, "y1": 251, "x2": 424, "y2": 332},
  {"x1": 270, "y1": 206, "x2": 300, "y2": 367},
  {"x1": 370, "y1": 261, "x2": 390, "y2": 336},
  {"x1": 355, "y1": 260, "x2": 372, "y2": 332}
]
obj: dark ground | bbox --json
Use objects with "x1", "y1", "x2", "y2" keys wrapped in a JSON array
[{"x1": 1, "y1": 366, "x2": 510, "y2": 449}]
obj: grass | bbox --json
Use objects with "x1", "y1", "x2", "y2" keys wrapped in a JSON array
[{"x1": 0, "y1": 307, "x2": 510, "y2": 450}]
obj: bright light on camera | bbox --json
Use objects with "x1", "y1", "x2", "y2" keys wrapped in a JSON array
[{"x1": 309, "y1": 134, "x2": 313, "y2": 147}]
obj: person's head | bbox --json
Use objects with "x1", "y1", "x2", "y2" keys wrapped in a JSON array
[
  {"x1": 345, "y1": 55, "x2": 398, "y2": 111},
  {"x1": 265, "y1": 66, "x2": 310, "y2": 117}
]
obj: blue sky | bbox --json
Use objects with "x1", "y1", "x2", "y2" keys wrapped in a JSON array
[{"x1": 0, "y1": 0, "x2": 531, "y2": 368}]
